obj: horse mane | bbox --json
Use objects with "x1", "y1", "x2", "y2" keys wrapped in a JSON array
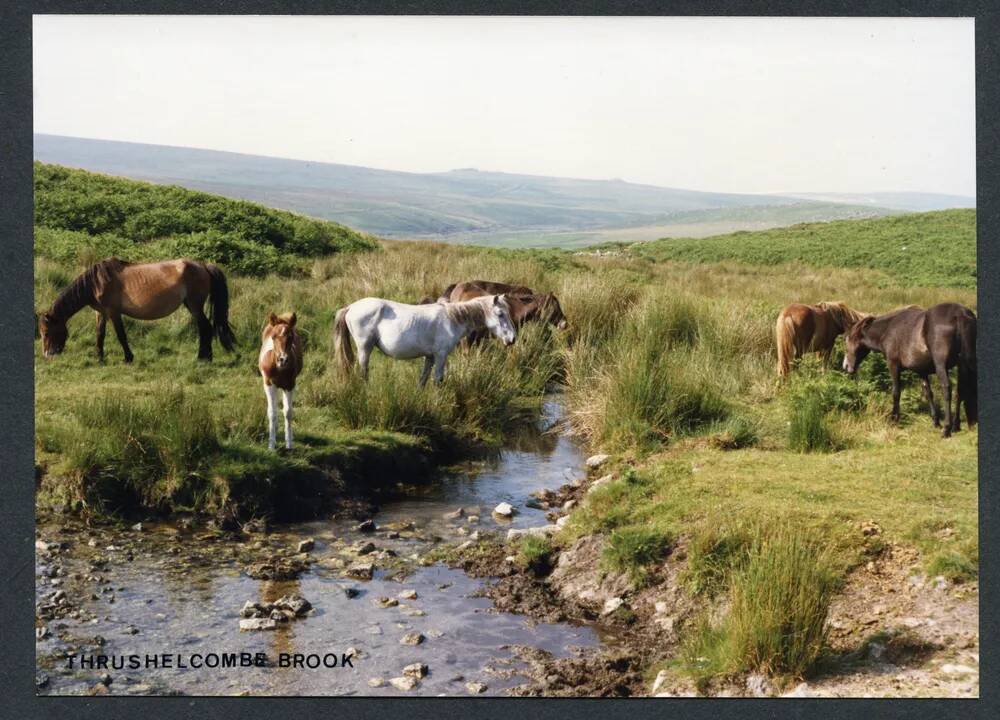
[
  {"x1": 444, "y1": 295, "x2": 491, "y2": 328},
  {"x1": 817, "y1": 301, "x2": 868, "y2": 330},
  {"x1": 50, "y1": 257, "x2": 128, "y2": 320}
]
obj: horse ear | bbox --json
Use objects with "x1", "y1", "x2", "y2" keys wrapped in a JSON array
[
  {"x1": 288, "y1": 312, "x2": 297, "y2": 327},
  {"x1": 494, "y1": 295, "x2": 502, "y2": 306},
  {"x1": 267, "y1": 312, "x2": 278, "y2": 326},
  {"x1": 858, "y1": 316, "x2": 875, "y2": 332}
]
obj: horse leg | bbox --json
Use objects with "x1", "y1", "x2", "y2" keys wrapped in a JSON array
[
  {"x1": 110, "y1": 313, "x2": 134, "y2": 363},
  {"x1": 263, "y1": 382, "x2": 278, "y2": 450},
  {"x1": 419, "y1": 356, "x2": 434, "y2": 387},
  {"x1": 951, "y1": 368, "x2": 962, "y2": 433},
  {"x1": 432, "y1": 352, "x2": 448, "y2": 385},
  {"x1": 888, "y1": 360, "x2": 901, "y2": 423},
  {"x1": 187, "y1": 301, "x2": 213, "y2": 361},
  {"x1": 935, "y1": 363, "x2": 953, "y2": 438},
  {"x1": 281, "y1": 389, "x2": 294, "y2": 450},
  {"x1": 921, "y1": 376, "x2": 940, "y2": 427},
  {"x1": 95, "y1": 311, "x2": 107, "y2": 362}
]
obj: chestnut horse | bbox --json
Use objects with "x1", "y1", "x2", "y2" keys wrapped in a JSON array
[
  {"x1": 431, "y1": 280, "x2": 568, "y2": 343},
  {"x1": 259, "y1": 313, "x2": 304, "y2": 450},
  {"x1": 38, "y1": 258, "x2": 235, "y2": 363},
  {"x1": 843, "y1": 303, "x2": 977, "y2": 438},
  {"x1": 774, "y1": 301, "x2": 869, "y2": 376}
]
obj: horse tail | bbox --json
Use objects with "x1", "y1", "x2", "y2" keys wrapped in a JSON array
[
  {"x1": 206, "y1": 264, "x2": 236, "y2": 351},
  {"x1": 332, "y1": 306, "x2": 355, "y2": 375},
  {"x1": 958, "y1": 311, "x2": 978, "y2": 426},
  {"x1": 775, "y1": 310, "x2": 796, "y2": 377}
]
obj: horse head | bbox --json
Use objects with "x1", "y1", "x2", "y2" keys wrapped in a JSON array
[
  {"x1": 266, "y1": 312, "x2": 298, "y2": 370},
  {"x1": 842, "y1": 315, "x2": 875, "y2": 374},
  {"x1": 540, "y1": 293, "x2": 569, "y2": 330},
  {"x1": 38, "y1": 311, "x2": 68, "y2": 358},
  {"x1": 488, "y1": 295, "x2": 517, "y2": 346}
]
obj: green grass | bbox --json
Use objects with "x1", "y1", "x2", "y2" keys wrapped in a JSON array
[
  {"x1": 601, "y1": 525, "x2": 673, "y2": 587},
  {"x1": 680, "y1": 525, "x2": 837, "y2": 683},
  {"x1": 628, "y1": 210, "x2": 976, "y2": 289},
  {"x1": 516, "y1": 535, "x2": 555, "y2": 575}
]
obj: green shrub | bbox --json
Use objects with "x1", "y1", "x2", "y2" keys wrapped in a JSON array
[{"x1": 601, "y1": 525, "x2": 673, "y2": 587}]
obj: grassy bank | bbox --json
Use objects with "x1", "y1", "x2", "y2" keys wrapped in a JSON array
[{"x1": 621, "y1": 209, "x2": 976, "y2": 289}]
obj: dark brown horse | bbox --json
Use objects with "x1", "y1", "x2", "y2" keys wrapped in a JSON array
[
  {"x1": 38, "y1": 257, "x2": 236, "y2": 363},
  {"x1": 843, "y1": 303, "x2": 977, "y2": 437},
  {"x1": 775, "y1": 301, "x2": 869, "y2": 376},
  {"x1": 433, "y1": 280, "x2": 568, "y2": 340},
  {"x1": 259, "y1": 312, "x2": 304, "y2": 450}
]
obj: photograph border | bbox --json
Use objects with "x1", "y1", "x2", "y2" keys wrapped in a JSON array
[{"x1": 2, "y1": 1, "x2": 996, "y2": 718}]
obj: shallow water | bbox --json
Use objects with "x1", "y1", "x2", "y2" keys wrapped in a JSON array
[{"x1": 36, "y1": 398, "x2": 600, "y2": 696}]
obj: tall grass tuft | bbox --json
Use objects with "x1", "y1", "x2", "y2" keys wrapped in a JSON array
[
  {"x1": 681, "y1": 524, "x2": 837, "y2": 681},
  {"x1": 788, "y1": 390, "x2": 835, "y2": 452}
]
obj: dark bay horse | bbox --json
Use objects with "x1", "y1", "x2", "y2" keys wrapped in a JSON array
[
  {"x1": 38, "y1": 258, "x2": 236, "y2": 363},
  {"x1": 775, "y1": 301, "x2": 869, "y2": 376},
  {"x1": 259, "y1": 312, "x2": 304, "y2": 450},
  {"x1": 431, "y1": 280, "x2": 568, "y2": 343},
  {"x1": 843, "y1": 303, "x2": 977, "y2": 437}
]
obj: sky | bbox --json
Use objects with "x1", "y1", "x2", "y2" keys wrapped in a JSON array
[{"x1": 33, "y1": 15, "x2": 976, "y2": 197}]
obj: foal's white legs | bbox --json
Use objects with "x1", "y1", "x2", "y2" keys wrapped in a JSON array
[
  {"x1": 281, "y1": 389, "x2": 294, "y2": 449},
  {"x1": 264, "y1": 382, "x2": 278, "y2": 450}
]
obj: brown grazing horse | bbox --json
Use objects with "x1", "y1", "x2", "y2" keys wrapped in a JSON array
[
  {"x1": 775, "y1": 301, "x2": 869, "y2": 376},
  {"x1": 38, "y1": 258, "x2": 236, "y2": 363},
  {"x1": 434, "y1": 280, "x2": 568, "y2": 342},
  {"x1": 843, "y1": 303, "x2": 977, "y2": 437},
  {"x1": 258, "y1": 312, "x2": 304, "y2": 450}
]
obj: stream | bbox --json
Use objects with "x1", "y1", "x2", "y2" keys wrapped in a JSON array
[{"x1": 35, "y1": 398, "x2": 603, "y2": 696}]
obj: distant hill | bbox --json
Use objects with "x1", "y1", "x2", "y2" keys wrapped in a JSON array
[
  {"x1": 34, "y1": 162, "x2": 376, "y2": 276},
  {"x1": 33, "y1": 134, "x2": 929, "y2": 246},
  {"x1": 622, "y1": 209, "x2": 976, "y2": 289},
  {"x1": 784, "y1": 192, "x2": 975, "y2": 212}
]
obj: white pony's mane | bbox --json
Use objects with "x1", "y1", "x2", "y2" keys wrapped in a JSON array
[{"x1": 444, "y1": 295, "x2": 503, "y2": 328}]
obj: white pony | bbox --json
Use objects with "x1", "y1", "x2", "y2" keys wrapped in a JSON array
[{"x1": 333, "y1": 294, "x2": 516, "y2": 385}]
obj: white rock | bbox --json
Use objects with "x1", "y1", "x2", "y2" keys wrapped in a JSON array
[
  {"x1": 403, "y1": 662, "x2": 428, "y2": 679},
  {"x1": 781, "y1": 682, "x2": 813, "y2": 698},
  {"x1": 601, "y1": 597, "x2": 624, "y2": 616},
  {"x1": 745, "y1": 673, "x2": 773, "y2": 697},
  {"x1": 398, "y1": 589, "x2": 418, "y2": 600},
  {"x1": 493, "y1": 502, "x2": 515, "y2": 518},
  {"x1": 562, "y1": 499, "x2": 577, "y2": 511},
  {"x1": 506, "y1": 525, "x2": 558, "y2": 542},
  {"x1": 390, "y1": 676, "x2": 418, "y2": 691},
  {"x1": 587, "y1": 474, "x2": 615, "y2": 494},
  {"x1": 465, "y1": 681, "x2": 487, "y2": 694},
  {"x1": 239, "y1": 618, "x2": 277, "y2": 632},
  {"x1": 556, "y1": 516, "x2": 571, "y2": 529},
  {"x1": 651, "y1": 669, "x2": 670, "y2": 695},
  {"x1": 368, "y1": 678, "x2": 386, "y2": 688},
  {"x1": 941, "y1": 663, "x2": 976, "y2": 675},
  {"x1": 586, "y1": 454, "x2": 610, "y2": 469},
  {"x1": 654, "y1": 601, "x2": 669, "y2": 614}
]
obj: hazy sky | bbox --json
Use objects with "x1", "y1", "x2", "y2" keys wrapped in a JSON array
[{"x1": 33, "y1": 15, "x2": 975, "y2": 196}]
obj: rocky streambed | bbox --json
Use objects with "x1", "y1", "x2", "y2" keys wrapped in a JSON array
[{"x1": 35, "y1": 399, "x2": 622, "y2": 697}]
